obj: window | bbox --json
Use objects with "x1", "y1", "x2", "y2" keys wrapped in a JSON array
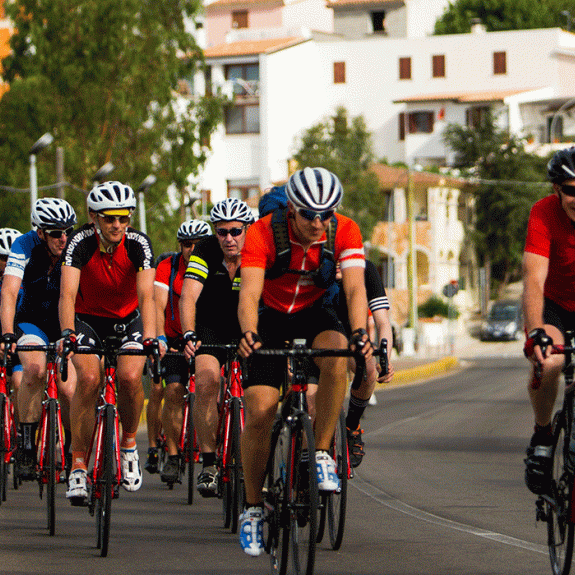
[
  {"x1": 232, "y1": 10, "x2": 248, "y2": 29},
  {"x1": 333, "y1": 62, "x2": 346, "y2": 84},
  {"x1": 408, "y1": 111, "x2": 434, "y2": 134},
  {"x1": 398, "y1": 113, "x2": 406, "y2": 141},
  {"x1": 466, "y1": 106, "x2": 489, "y2": 129},
  {"x1": 432, "y1": 55, "x2": 445, "y2": 78},
  {"x1": 399, "y1": 57, "x2": 411, "y2": 80},
  {"x1": 371, "y1": 11, "x2": 386, "y2": 33},
  {"x1": 493, "y1": 51, "x2": 506, "y2": 75},
  {"x1": 228, "y1": 180, "x2": 259, "y2": 201},
  {"x1": 225, "y1": 63, "x2": 260, "y2": 134}
]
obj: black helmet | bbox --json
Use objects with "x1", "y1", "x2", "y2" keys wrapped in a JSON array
[{"x1": 547, "y1": 147, "x2": 575, "y2": 184}]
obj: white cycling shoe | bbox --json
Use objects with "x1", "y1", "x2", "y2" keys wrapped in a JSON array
[{"x1": 121, "y1": 446, "x2": 143, "y2": 492}]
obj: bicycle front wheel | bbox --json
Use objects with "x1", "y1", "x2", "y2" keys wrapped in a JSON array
[
  {"x1": 96, "y1": 404, "x2": 115, "y2": 557},
  {"x1": 46, "y1": 399, "x2": 58, "y2": 535},
  {"x1": 0, "y1": 394, "x2": 7, "y2": 503},
  {"x1": 547, "y1": 410, "x2": 575, "y2": 575},
  {"x1": 326, "y1": 411, "x2": 348, "y2": 550},
  {"x1": 229, "y1": 397, "x2": 244, "y2": 533}
]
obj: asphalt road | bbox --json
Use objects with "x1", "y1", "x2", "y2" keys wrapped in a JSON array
[{"x1": 0, "y1": 341, "x2": 556, "y2": 575}]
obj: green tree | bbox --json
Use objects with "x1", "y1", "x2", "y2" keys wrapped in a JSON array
[
  {"x1": 443, "y1": 111, "x2": 549, "y2": 295},
  {"x1": 291, "y1": 107, "x2": 382, "y2": 240},
  {"x1": 434, "y1": 0, "x2": 575, "y2": 34},
  {"x1": 0, "y1": 0, "x2": 223, "y2": 253}
]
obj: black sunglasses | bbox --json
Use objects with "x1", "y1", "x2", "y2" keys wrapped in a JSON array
[
  {"x1": 180, "y1": 239, "x2": 199, "y2": 248},
  {"x1": 216, "y1": 227, "x2": 244, "y2": 237},
  {"x1": 44, "y1": 227, "x2": 74, "y2": 239},
  {"x1": 98, "y1": 214, "x2": 131, "y2": 224},
  {"x1": 296, "y1": 208, "x2": 335, "y2": 222},
  {"x1": 561, "y1": 184, "x2": 575, "y2": 197}
]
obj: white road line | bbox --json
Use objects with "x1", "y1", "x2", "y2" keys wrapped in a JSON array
[{"x1": 351, "y1": 475, "x2": 547, "y2": 555}]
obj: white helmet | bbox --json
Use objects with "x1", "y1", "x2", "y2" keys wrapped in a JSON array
[
  {"x1": 177, "y1": 219, "x2": 212, "y2": 241},
  {"x1": 31, "y1": 198, "x2": 77, "y2": 229},
  {"x1": 210, "y1": 198, "x2": 254, "y2": 224},
  {"x1": 0, "y1": 228, "x2": 22, "y2": 256},
  {"x1": 87, "y1": 181, "x2": 136, "y2": 213},
  {"x1": 286, "y1": 167, "x2": 343, "y2": 211}
]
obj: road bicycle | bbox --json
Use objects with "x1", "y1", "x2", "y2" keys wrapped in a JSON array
[
  {"x1": 0, "y1": 351, "x2": 18, "y2": 503},
  {"x1": 534, "y1": 330, "x2": 575, "y2": 575},
  {"x1": 16, "y1": 343, "x2": 66, "y2": 536},
  {"x1": 202, "y1": 343, "x2": 245, "y2": 533},
  {"x1": 253, "y1": 339, "x2": 380, "y2": 575},
  {"x1": 61, "y1": 330, "x2": 160, "y2": 557}
]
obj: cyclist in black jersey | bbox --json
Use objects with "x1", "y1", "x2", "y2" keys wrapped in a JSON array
[
  {"x1": 180, "y1": 197, "x2": 253, "y2": 497},
  {"x1": 1, "y1": 199, "x2": 77, "y2": 479},
  {"x1": 59, "y1": 182, "x2": 157, "y2": 504}
]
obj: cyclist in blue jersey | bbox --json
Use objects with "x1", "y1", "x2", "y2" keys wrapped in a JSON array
[{"x1": 0, "y1": 199, "x2": 77, "y2": 479}]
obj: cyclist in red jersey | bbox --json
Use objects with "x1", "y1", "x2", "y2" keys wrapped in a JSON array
[
  {"x1": 148, "y1": 219, "x2": 211, "y2": 483},
  {"x1": 59, "y1": 181, "x2": 157, "y2": 504},
  {"x1": 523, "y1": 147, "x2": 575, "y2": 495},
  {"x1": 237, "y1": 167, "x2": 372, "y2": 556}
]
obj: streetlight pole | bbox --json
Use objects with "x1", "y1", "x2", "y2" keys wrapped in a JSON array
[
  {"x1": 29, "y1": 133, "x2": 54, "y2": 210},
  {"x1": 550, "y1": 97, "x2": 575, "y2": 144},
  {"x1": 91, "y1": 162, "x2": 115, "y2": 186},
  {"x1": 137, "y1": 175, "x2": 156, "y2": 235}
]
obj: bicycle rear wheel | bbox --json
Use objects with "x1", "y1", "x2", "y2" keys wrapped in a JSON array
[
  {"x1": 228, "y1": 397, "x2": 244, "y2": 533},
  {"x1": 286, "y1": 413, "x2": 318, "y2": 575},
  {"x1": 185, "y1": 392, "x2": 195, "y2": 505},
  {"x1": 326, "y1": 410, "x2": 348, "y2": 550},
  {"x1": 546, "y1": 410, "x2": 575, "y2": 575},
  {"x1": 0, "y1": 394, "x2": 7, "y2": 503},
  {"x1": 46, "y1": 400, "x2": 58, "y2": 536},
  {"x1": 96, "y1": 404, "x2": 115, "y2": 557}
]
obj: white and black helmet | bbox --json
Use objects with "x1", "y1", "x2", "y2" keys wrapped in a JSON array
[
  {"x1": 87, "y1": 181, "x2": 136, "y2": 213},
  {"x1": 0, "y1": 228, "x2": 22, "y2": 256},
  {"x1": 177, "y1": 219, "x2": 212, "y2": 241},
  {"x1": 286, "y1": 167, "x2": 343, "y2": 211},
  {"x1": 31, "y1": 198, "x2": 77, "y2": 229},
  {"x1": 210, "y1": 198, "x2": 254, "y2": 224},
  {"x1": 548, "y1": 147, "x2": 575, "y2": 184}
]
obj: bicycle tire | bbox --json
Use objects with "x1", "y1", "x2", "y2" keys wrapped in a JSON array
[
  {"x1": 547, "y1": 410, "x2": 575, "y2": 575},
  {"x1": 0, "y1": 394, "x2": 6, "y2": 503},
  {"x1": 266, "y1": 418, "x2": 291, "y2": 575},
  {"x1": 46, "y1": 399, "x2": 58, "y2": 536},
  {"x1": 229, "y1": 397, "x2": 244, "y2": 534},
  {"x1": 97, "y1": 404, "x2": 115, "y2": 557},
  {"x1": 327, "y1": 410, "x2": 347, "y2": 550},
  {"x1": 186, "y1": 392, "x2": 195, "y2": 505},
  {"x1": 221, "y1": 398, "x2": 233, "y2": 529},
  {"x1": 286, "y1": 413, "x2": 318, "y2": 575}
]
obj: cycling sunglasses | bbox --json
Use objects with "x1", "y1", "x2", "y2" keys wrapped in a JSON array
[
  {"x1": 180, "y1": 239, "x2": 199, "y2": 248},
  {"x1": 561, "y1": 184, "x2": 575, "y2": 197},
  {"x1": 44, "y1": 226, "x2": 74, "y2": 239},
  {"x1": 215, "y1": 227, "x2": 244, "y2": 237},
  {"x1": 296, "y1": 208, "x2": 335, "y2": 222},
  {"x1": 98, "y1": 214, "x2": 131, "y2": 224}
]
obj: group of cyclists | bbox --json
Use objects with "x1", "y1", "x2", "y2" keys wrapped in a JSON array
[{"x1": 0, "y1": 166, "x2": 397, "y2": 557}]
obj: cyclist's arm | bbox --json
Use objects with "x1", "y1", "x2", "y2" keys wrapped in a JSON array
[
  {"x1": 59, "y1": 264, "x2": 81, "y2": 334},
  {"x1": 238, "y1": 266, "x2": 265, "y2": 357},
  {"x1": 154, "y1": 283, "x2": 168, "y2": 338},
  {"x1": 522, "y1": 251, "x2": 550, "y2": 362},
  {"x1": 137, "y1": 268, "x2": 156, "y2": 340},
  {"x1": 372, "y1": 308, "x2": 394, "y2": 382},
  {"x1": 0, "y1": 274, "x2": 22, "y2": 336},
  {"x1": 340, "y1": 265, "x2": 368, "y2": 334},
  {"x1": 179, "y1": 277, "x2": 203, "y2": 334}
]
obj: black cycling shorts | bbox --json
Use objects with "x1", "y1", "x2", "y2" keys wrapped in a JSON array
[
  {"x1": 162, "y1": 336, "x2": 189, "y2": 385},
  {"x1": 242, "y1": 301, "x2": 346, "y2": 390},
  {"x1": 196, "y1": 324, "x2": 240, "y2": 366},
  {"x1": 74, "y1": 310, "x2": 143, "y2": 352},
  {"x1": 544, "y1": 298, "x2": 575, "y2": 339}
]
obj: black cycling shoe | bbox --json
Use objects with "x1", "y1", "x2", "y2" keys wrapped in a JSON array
[
  {"x1": 161, "y1": 456, "x2": 181, "y2": 484},
  {"x1": 17, "y1": 449, "x2": 37, "y2": 481},
  {"x1": 197, "y1": 465, "x2": 219, "y2": 497},
  {"x1": 347, "y1": 426, "x2": 365, "y2": 469},
  {"x1": 525, "y1": 445, "x2": 553, "y2": 495},
  {"x1": 145, "y1": 447, "x2": 159, "y2": 474}
]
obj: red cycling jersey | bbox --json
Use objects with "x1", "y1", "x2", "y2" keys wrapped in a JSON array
[
  {"x1": 524, "y1": 193, "x2": 575, "y2": 311},
  {"x1": 242, "y1": 212, "x2": 365, "y2": 314},
  {"x1": 154, "y1": 254, "x2": 186, "y2": 338}
]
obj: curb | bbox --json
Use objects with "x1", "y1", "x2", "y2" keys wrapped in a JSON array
[{"x1": 378, "y1": 356, "x2": 460, "y2": 389}]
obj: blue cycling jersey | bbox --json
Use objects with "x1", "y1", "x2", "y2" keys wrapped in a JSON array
[{"x1": 4, "y1": 230, "x2": 62, "y2": 341}]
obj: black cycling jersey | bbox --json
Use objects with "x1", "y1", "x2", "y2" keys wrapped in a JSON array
[{"x1": 184, "y1": 235, "x2": 242, "y2": 346}]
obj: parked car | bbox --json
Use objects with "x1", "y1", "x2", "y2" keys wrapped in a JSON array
[{"x1": 480, "y1": 299, "x2": 524, "y2": 341}]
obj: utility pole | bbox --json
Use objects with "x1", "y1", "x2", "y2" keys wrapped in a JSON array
[{"x1": 56, "y1": 147, "x2": 65, "y2": 199}]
